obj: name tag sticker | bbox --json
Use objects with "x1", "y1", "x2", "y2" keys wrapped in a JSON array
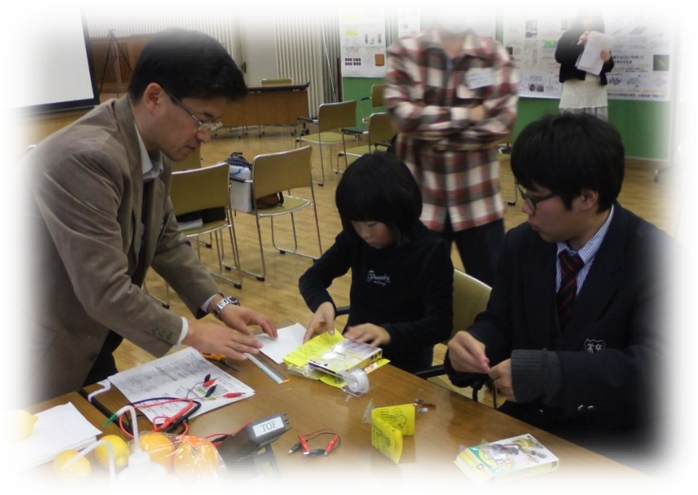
[{"x1": 466, "y1": 68, "x2": 494, "y2": 89}]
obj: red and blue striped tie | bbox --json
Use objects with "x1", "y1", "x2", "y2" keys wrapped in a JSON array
[{"x1": 557, "y1": 250, "x2": 584, "y2": 331}]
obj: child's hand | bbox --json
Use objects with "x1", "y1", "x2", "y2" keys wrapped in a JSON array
[
  {"x1": 345, "y1": 324, "x2": 390, "y2": 347},
  {"x1": 304, "y1": 302, "x2": 336, "y2": 342}
]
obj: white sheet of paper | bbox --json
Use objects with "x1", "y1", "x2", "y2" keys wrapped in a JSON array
[
  {"x1": 12, "y1": 402, "x2": 101, "y2": 470},
  {"x1": 257, "y1": 323, "x2": 307, "y2": 364},
  {"x1": 576, "y1": 31, "x2": 614, "y2": 76},
  {"x1": 108, "y1": 347, "x2": 254, "y2": 423}
]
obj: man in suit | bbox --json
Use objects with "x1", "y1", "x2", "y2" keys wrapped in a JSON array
[
  {"x1": 23, "y1": 29, "x2": 276, "y2": 404},
  {"x1": 445, "y1": 113, "x2": 670, "y2": 462}
]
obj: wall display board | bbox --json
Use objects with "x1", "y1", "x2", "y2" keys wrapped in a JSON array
[
  {"x1": 339, "y1": 10, "x2": 388, "y2": 77},
  {"x1": 397, "y1": 8, "x2": 421, "y2": 39},
  {"x1": 503, "y1": 3, "x2": 577, "y2": 98},
  {"x1": 503, "y1": 14, "x2": 674, "y2": 101},
  {"x1": 680, "y1": 24, "x2": 696, "y2": 103},
  {"x1": 602, "y1": 5, "x2": 677, "y2": 101}
]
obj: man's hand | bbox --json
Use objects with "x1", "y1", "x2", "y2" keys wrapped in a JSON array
[
  {"x1": 219, "y1": 304, "x2": 277, "y2": 339},
  {"x1": 345, "y1": 324, "x2": 390, "y2": 347},
  {"x1": 447, "y1": 331, "x2": 490, "y2": 373},
  {"x1": 304, "y1": 302, "x2": 336, "y2": 342},
  {"x1": 489, "y1": 359, "x2": 516, "y2": 402},
  {"x1": 578, "y1": 31, "x2": 590, "y2": 45},
  {"x1": 183, "y1": 320, "x2": 263, "y2": 360},
  {"x1": 600, "y1": 50, "x2": 611, "y2": 62}
]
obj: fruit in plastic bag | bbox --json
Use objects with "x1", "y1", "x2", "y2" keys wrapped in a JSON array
[
  {"x1": 173, "y1": 435, "x2": 221, "y2": 480},
  {"x1": 139, "y1": 432, "x2": 176, "y2": 471}
]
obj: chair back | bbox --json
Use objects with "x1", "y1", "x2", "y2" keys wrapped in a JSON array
[
  {"x1": 170, "y1": 163, "x2": 230, "y2": 216},
  {"x1": 317, "y1": 100, "x2": 357, "y2": 133},
  {"x1": 171, "y1": 147, "x2": 202, "y2": 172},
  {"x1": 678, "y1": 137, "x2": 694, "y2": 177},
  {"x1": 261, "y1": 77, "x2": 293, "y2": 87},
  {"x1": 367, "y1": 113, "x2": 396, "y2": 147},
  {"x1": 450, "y1": 269, "x2": 492, "y2": 342},
  {"x1": 371, "y1": 84, "x2": 385, "y2": 108},
  {"x1": 252, "y1": 146, "x2": 313, "y2": 199}
]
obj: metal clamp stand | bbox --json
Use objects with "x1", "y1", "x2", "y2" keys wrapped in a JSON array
[{"x1": 99, "y1": 30, "x2": 133, "y2": 96}]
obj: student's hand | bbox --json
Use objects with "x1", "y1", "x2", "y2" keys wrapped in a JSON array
[
  {"x1": 344, "y1": 324, "x2": 391, "y2": 347},
  {"x1": 600, "y1": 50, "x2": 611, "y2": 62},
  {"x1": 578, "y1": 31, "x2": 590, "y2": 45},
  {"x1": 184, "y1": 319, "x2": 263, "y2": 360},
  {"x1": 219, "y1": 305, "x2": 278, "y2": 339},
  {"x1": 304, "y1": 302, "x2": 336, "y2": 342},
  {"x1": 447, "y1": 331, "x2": 490, "y2": 374},
  {"x1": 489, "y1": 359, "x2": 516, "y2": 402}
]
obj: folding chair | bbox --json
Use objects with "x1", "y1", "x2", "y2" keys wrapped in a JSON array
[
  {"x1": 170, "y1": 163, "x2": 242, "y2": 291},
  {"x1": 229, "y1": 146, "x2": 322, "y2": 282},
  {"x1": 340, "y1": 112, "x2": 396, "y2": 166},
  {"x1": 295, "y1": 100, "x2": 357, "y2": 186}
]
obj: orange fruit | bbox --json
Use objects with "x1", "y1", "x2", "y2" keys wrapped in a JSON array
[
  {"x1": 139, "y1": 432, "x2": 176, "y2": 471},
  {"x1": 190, "y1": 478, "x2": 225, "y2": 493},
  {"x1": 167, "y1": 474, "x2": 187, "y2": 493},
  {"x1": 53, "y1": 449, "x2": 91, "y2": 481},
  {"x1": 173, "y1": 435, "x2": 220, "y2": 480}
]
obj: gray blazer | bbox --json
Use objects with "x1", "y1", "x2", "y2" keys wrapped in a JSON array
[{"x1": 24, "y1": 97, "x2": 220, "y2": 402}]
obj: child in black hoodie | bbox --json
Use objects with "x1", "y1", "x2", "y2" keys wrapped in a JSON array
[{"x1": 299, "y1": 152, "x2": 454, "y2": 374}]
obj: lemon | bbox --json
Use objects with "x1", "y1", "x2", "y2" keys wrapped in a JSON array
[
  {"x1": 53, "y1": 449, "x2": 92, "y2": 481},
  {"x1": 95, "y1": 434, "x2": 130, "y2": 469},
  {"x1": 7, "y1": 409, "x2": 37, "y2": 442}
]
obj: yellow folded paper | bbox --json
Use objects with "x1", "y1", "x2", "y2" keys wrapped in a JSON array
[{"x1": 371, "y1": 404, "x2": 415, "y2": 463}]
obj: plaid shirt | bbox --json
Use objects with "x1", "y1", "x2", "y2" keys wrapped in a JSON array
[{"x1": 385, "y1": 29, "x2": 518, "y2": 232}]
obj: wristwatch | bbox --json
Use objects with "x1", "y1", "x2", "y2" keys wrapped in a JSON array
[{"x1": 212, "y1": 296, "x2": 241, "y2": 320}]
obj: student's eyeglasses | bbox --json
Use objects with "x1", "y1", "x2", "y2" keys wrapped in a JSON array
[
  {"x1": 516, "y1": 182, "x2": 557, "y2": 211},
  {"x1": 164, "y1": 89, "x2": 223, "y2": 133}
]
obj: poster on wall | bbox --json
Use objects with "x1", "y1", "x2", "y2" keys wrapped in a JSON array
[
  {"x1": 397, "y1": 7, "x2": 420, "y2": 39},
  {"x1": 503, "y1": 14, "x2": 674, "y2": 101},
  {"x1": 604, "y1": 16, "x2": 673, "y2": 101},
  {"x1": 339, "y1": 10, "x2": 387, "y2": 78},
  {"x1": 503, "y1": 4, "x2": 577, "y2": 98}
]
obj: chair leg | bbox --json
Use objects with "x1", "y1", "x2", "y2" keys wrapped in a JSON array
[
  {"x1": 143, "y1": 278, "x2": 170, "y2": 309},
  {"x1": 654, "y1": 164, "x2": 675, "y2": 182},
  {"x1": 317, "y1": 141, "x2": 326, "y2": 186},
  {"x1": 270, "y1": 210, "x2": 322, "y2": 262},
  {"x1": 507, "y1": 181, "x2": 518, "y2": 206},
  {"x1": 193, "y1": 228, "x2": 242, "y2": 290}
]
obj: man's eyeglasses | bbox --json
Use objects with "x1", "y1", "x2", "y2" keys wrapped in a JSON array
[
  {"x1": 164, "y1": 89, "x2": 222, "y2": 133},
  {"x1": 516, "y1": 182, "x2": 557, "y2": 211}
]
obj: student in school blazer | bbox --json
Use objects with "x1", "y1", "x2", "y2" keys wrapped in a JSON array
[{"x1": 444, "y1": 113, "x2": 671, "y2": 461}]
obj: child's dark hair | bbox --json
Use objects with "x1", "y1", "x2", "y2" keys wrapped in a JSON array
[{"x1": 335, "y1": 152, "x2": 422, "y2": 245}]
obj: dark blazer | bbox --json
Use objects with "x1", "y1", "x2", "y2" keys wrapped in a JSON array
[
  {"x1": 24, "y1": 97, "x2": 220, "y2": 403},
  {"x1": 555, "y1": 29, "x2": 615, "y2": 85},
  {"x1": 447, "y1": 204, "x2": 669, "y2": 445}
]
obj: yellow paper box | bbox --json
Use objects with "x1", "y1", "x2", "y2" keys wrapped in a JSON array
[{"x1": 371, "y1": 404, "x2": 415, "y2": 463}]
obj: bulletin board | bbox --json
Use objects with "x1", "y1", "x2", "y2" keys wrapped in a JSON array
[
  {"x1": 339, "y1": 10, "x2": 388, "y2": 78},
  {"x1": 503, "y1": 14, "x2": 674, "y2": 101}
]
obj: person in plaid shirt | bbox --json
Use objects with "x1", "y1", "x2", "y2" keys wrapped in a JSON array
[{"x1": 385, "y1": 17, "x2": 518, "y2": 286}]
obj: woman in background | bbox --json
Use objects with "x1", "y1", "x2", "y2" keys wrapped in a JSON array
[{"x1": 555, "y1": 11, "x2": 615, "y2": 120}]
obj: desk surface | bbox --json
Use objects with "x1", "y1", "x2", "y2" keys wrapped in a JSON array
[{"x1": 84, "y1": 354, "x2": 654, "y2": 487}]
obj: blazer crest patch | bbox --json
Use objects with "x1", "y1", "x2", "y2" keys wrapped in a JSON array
[{"x1": 584, "y1": 339, "x2": 606, "y2": 353}]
